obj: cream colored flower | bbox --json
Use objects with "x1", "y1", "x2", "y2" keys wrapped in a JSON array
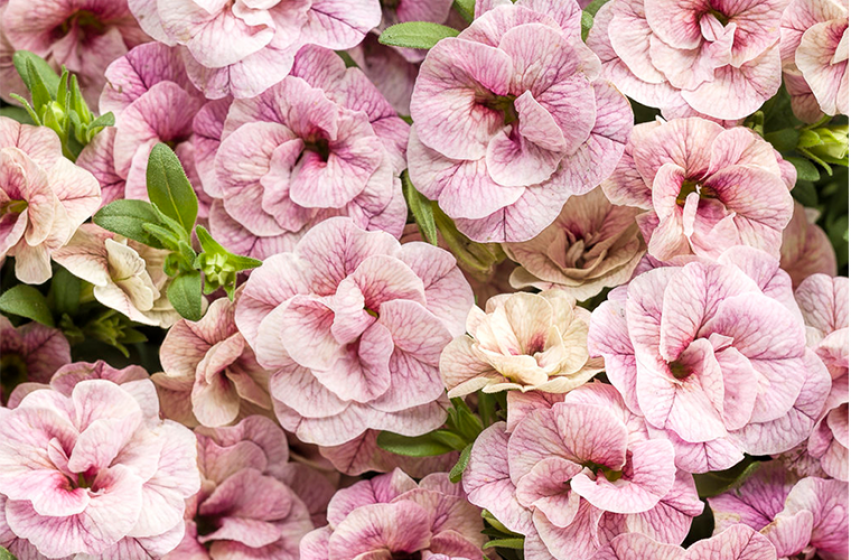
[
  {"x1": 439, "y1": 290, "x2": 603, "y2": 397},
  {"x1": 503, "y1": 188, "x2": 645, "y2": 301},
  {"x1": 53, "y1": 224, "x2": 180, "y2": 328}
]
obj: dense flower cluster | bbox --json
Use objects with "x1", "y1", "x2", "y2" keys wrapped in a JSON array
[{"x1": 0, "y1": 0, "x2": 847, "y2": 558}]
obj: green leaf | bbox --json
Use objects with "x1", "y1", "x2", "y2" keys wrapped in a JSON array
[
  {"x1": 0, "y1": 106, "x2": 34, "y2": 124},
  {"x1": 146, "y1": 143, "x2": 198, "y2": 234},
  {"x1": 764, "y1": 128, "x2": 800, "y2": 152},
  {"x1": 0, "y1": 285, "x2": 54, "y2": 327},
  {"x1": 142, "y1": 223, "x2": 181, "y2": 251},
  {"x1": 431, "y1": 429, "x2": 469, "y2": 451},
  {"x1": 449, "y1": 444, "x2": 472, "y2": 483},
  {"x1": 787, "y1": 156, "x2": 821, "y2": 182},
  {"x1": 376, "y1": 431, "x2": 456, "y2": 456},
  {"x1": 168, "y1": 271, "x2": 203, "y2": 321},
  {"x1": 694, "y1": 457, "x2": 764, "y2": 498},
  {"x1": 402, "y1": 170, "x2": 439, "y2": 245},
  {"x1": 584, "y1": 0, "x2": 611, "y2": 17},
  {"x1": 0, "y1": 544, "x2": 18, "y2": 560},
  {"x1": 93, "y1": 199, "x2": 166, "y2": 249},
  {"x1": 52, "y1": 266, "x2": 81, "y2": 316},
  {"x1": 484, "y1": 538, "x2": 525, "y2": 550},
  {"x1": 26, "y1": 59, "x2": 52, "y2": 112},
  {"x1": 453, "y1": 0, "x2": 475, "y2": 22},
  {"x1": 196, "y1": 226, "x2": 262, "y2": 271},
  {"x1": 13, "y1": 51, "x2": 60, "y2": 99},
  {"x1": 379, "y1": 22, "x2": 460, "y2": 50},
  {"x1": 791, "y1": 181, "x2": 818, "y2": 207},
  {"x1": 581, "y1": 11, "x2": 594, "y2": 41},
  {"x1": 87, "y1": 111, "x2": 115, "y2": 132}
]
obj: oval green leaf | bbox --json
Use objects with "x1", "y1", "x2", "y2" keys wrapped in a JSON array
[
  {"x1": 379, "y1": 22, "x2": 460, "y2": 50},
  {"x1": 146, "y1": 143, "x2": 198, "y2": 235},
  {"x1": 0, "y1": 285, "x2": 54, "y2": 327}
]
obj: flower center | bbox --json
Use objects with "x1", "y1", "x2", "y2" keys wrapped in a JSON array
[
  {"x1": 0, "y1": 199, "x2": 28, "y2": 216},
  {"x1": 706, "y1": 7, "x2": 730, "y2": 25},
  {"x1": 381, "y1": 0, "x2": 401, "y2": 9},
  {"x1": 677, "y1": 179, "x2": 716, "y2": 206},
  {"x1": 391, "y1": 552, "x2": 423, "y2": 560},
  {"x1": 583, "y1": 461, "x2": 623, "y2": 482},
  {"x1": 669, "y1": 360, "x2": 692, "y2": 380},
  {"x1": 0, "y1": 353, "x2": 28, "y2": 400},
  {"x1": 54, "y1": 10, "x2": 106, "y2": 39},
  {"x1": 75, "y1": 471, "x2": 97, "y2": 489},
  {"x1": 481, "y1": 94, "x2": 519, "y2": 125},
  {"x1": 303, "y1": 137, "x2": 331, "y2": 162}
]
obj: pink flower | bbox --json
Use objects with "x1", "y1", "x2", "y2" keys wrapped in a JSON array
[
  {"x1": 781, "y1": 0, "x2": 849, "y2": 121},
  {"x1": 587, "y1": 0, "x2": 785, "y2": 120},
  {"x1": 234, "y1": 217, "x2": 473, "y2": 446},
  {"x1": 400, "y1": 222, "x2": 522, "y2": 308},
  {"x1": 0, "y1": 316, "x2": 71, "y2": 400},
  {"x1": 79, "y1": 42, "x2": 213, "y2": 217},
  {"x1": 0, "y1": 117, "x2": 102, "y2": 284},
  {"x1": 462, "y1": 383, "x2": 703, "y2": 560},
  {"x1": 128, "y1": 0, "x2": 381, "y2": 100},
  {"x1": 152, "y1": 293, "x2": 273, "y2": 429},
  {"x1": 207, "y1": 46, "x2": 408, "y2": 261},
  {"x1": 6, "y1": 359, "x2": 148, "y2": 410},
  {"x1": 589, "y1": 525, "x2": 778, "y2": 560},
  {"x1": 301, "y1": 469, "x2": 488, "y2": 560},
  {"x1": 440, "y1": 290, "x2": 604, "y2": 397},
  {"x1": 587, "y1": 247, "x2": 832, "y2": 473},
  {"x1": 795, "y1": 273, "x2": 849, "y2": 480},
  {"x1": 347, "y1": 35, "x2": 420, "y2": 115},
  {"x1": 601, "y1": 118, "x2": 795, "y2": 263},
  {"x1": 407, "y1": 0, "x2": 633, "y2": 243},
  {"x1": 503, "y1": 187, "x2": 646, "y2": 300},
  {"x1": 52, "y1": 224, "x2": 181, "y2": 328},
  {"x1": 164, "y1": 415, "x2": 334, "y2": 560},
  {"x1": 709, "y1": 463, "x2": 848, "y2": 560},
  {"x1": 780, "y1": 202, "x2": 838, "y2": 287},
  {"x1": 0, "y1": 376, "x2": 200, "y2": 558},
  {"x1": 0, "y1": 0, "x2": 149, "y2": 107}
]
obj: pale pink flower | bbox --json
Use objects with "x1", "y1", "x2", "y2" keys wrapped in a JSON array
[
  {"x1": 6, "y1": 359, "x2": 149, "y2": 410},
  {"x1": 587, "y1": 0, "x2": 785, "y2": 120},
  {"x1": 589, "y1": 525, "x2": 778, "y2": 560},
  {"x1": 317, "y1": 429, "x2": 459, "y2": 477},
  {"x1": 709, "y1": 463, "x2": 848, "y2": 560},
  {"x1": 408, "y1": 0, "x2": 633, "y2": 243},
  {"x1": 602, "y1": 118, "x2": 795, "y2": 263},
  {"x1": 83, "y1": 43, "x2": 212, "y2": 217},
  {"x1": 0, "y1": 4, "x2": 27, "y2": 106},
  {"x1": 164, "y1": 415, "x2": 334, "y2": 560},
  {"x1": 347, "y1": 35, "x2": 420, "y2": 115},
  {"x1": 440, "y1": 290, "x2": 604, "y2": 397},
  {"x1": 0, "y1": 376, "x2": 200, "y2": 558},
  {"x1": 462, "y1": 383, "x2": 703, "y2": 560},
  {"x1": 400, "y1": 223, "x2": 522, "y2": 308},
  {"x1": 0, "y1": 0, "x2": 149, "y2": 107},
  {"x1": 780, "y1": 202, "x2": 838, "y2": 287},
  {"x1": 0, "y1": 316, "x2": 71, "y2": 400},
  {"x1": 0, "y1": 117, "x2": 102, "y2": 284},
  {"x1": 128, "y1": 0, "x2": 381, "y2": 100},
  {"x1": 588, "y1": 247, "x2": 832, "y2": 473},
  {"x1": 52, "y1": 224, "x2": 181, "y2": 328},
  {"x1": 152, "y1": 293, "x2": 273, "y2": 429},
  {"x1": 207, "y1": 46, "x2": 408, "y2": 261},
  {"x1": 503, "y1": 187, "x2": 646, "y2": 300},
  {"x1": 794, "y1": 273, "x2": 849, "y2": 480},
  {"x1": 301, "y1": 468, "x2": 488, "y2": 560},
  {"x1": 781, "y1": 0, "x2": 849, "y2": 120},
  {"x1": 234, "y1": 217, "x2": 473, "y2": 447}
]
